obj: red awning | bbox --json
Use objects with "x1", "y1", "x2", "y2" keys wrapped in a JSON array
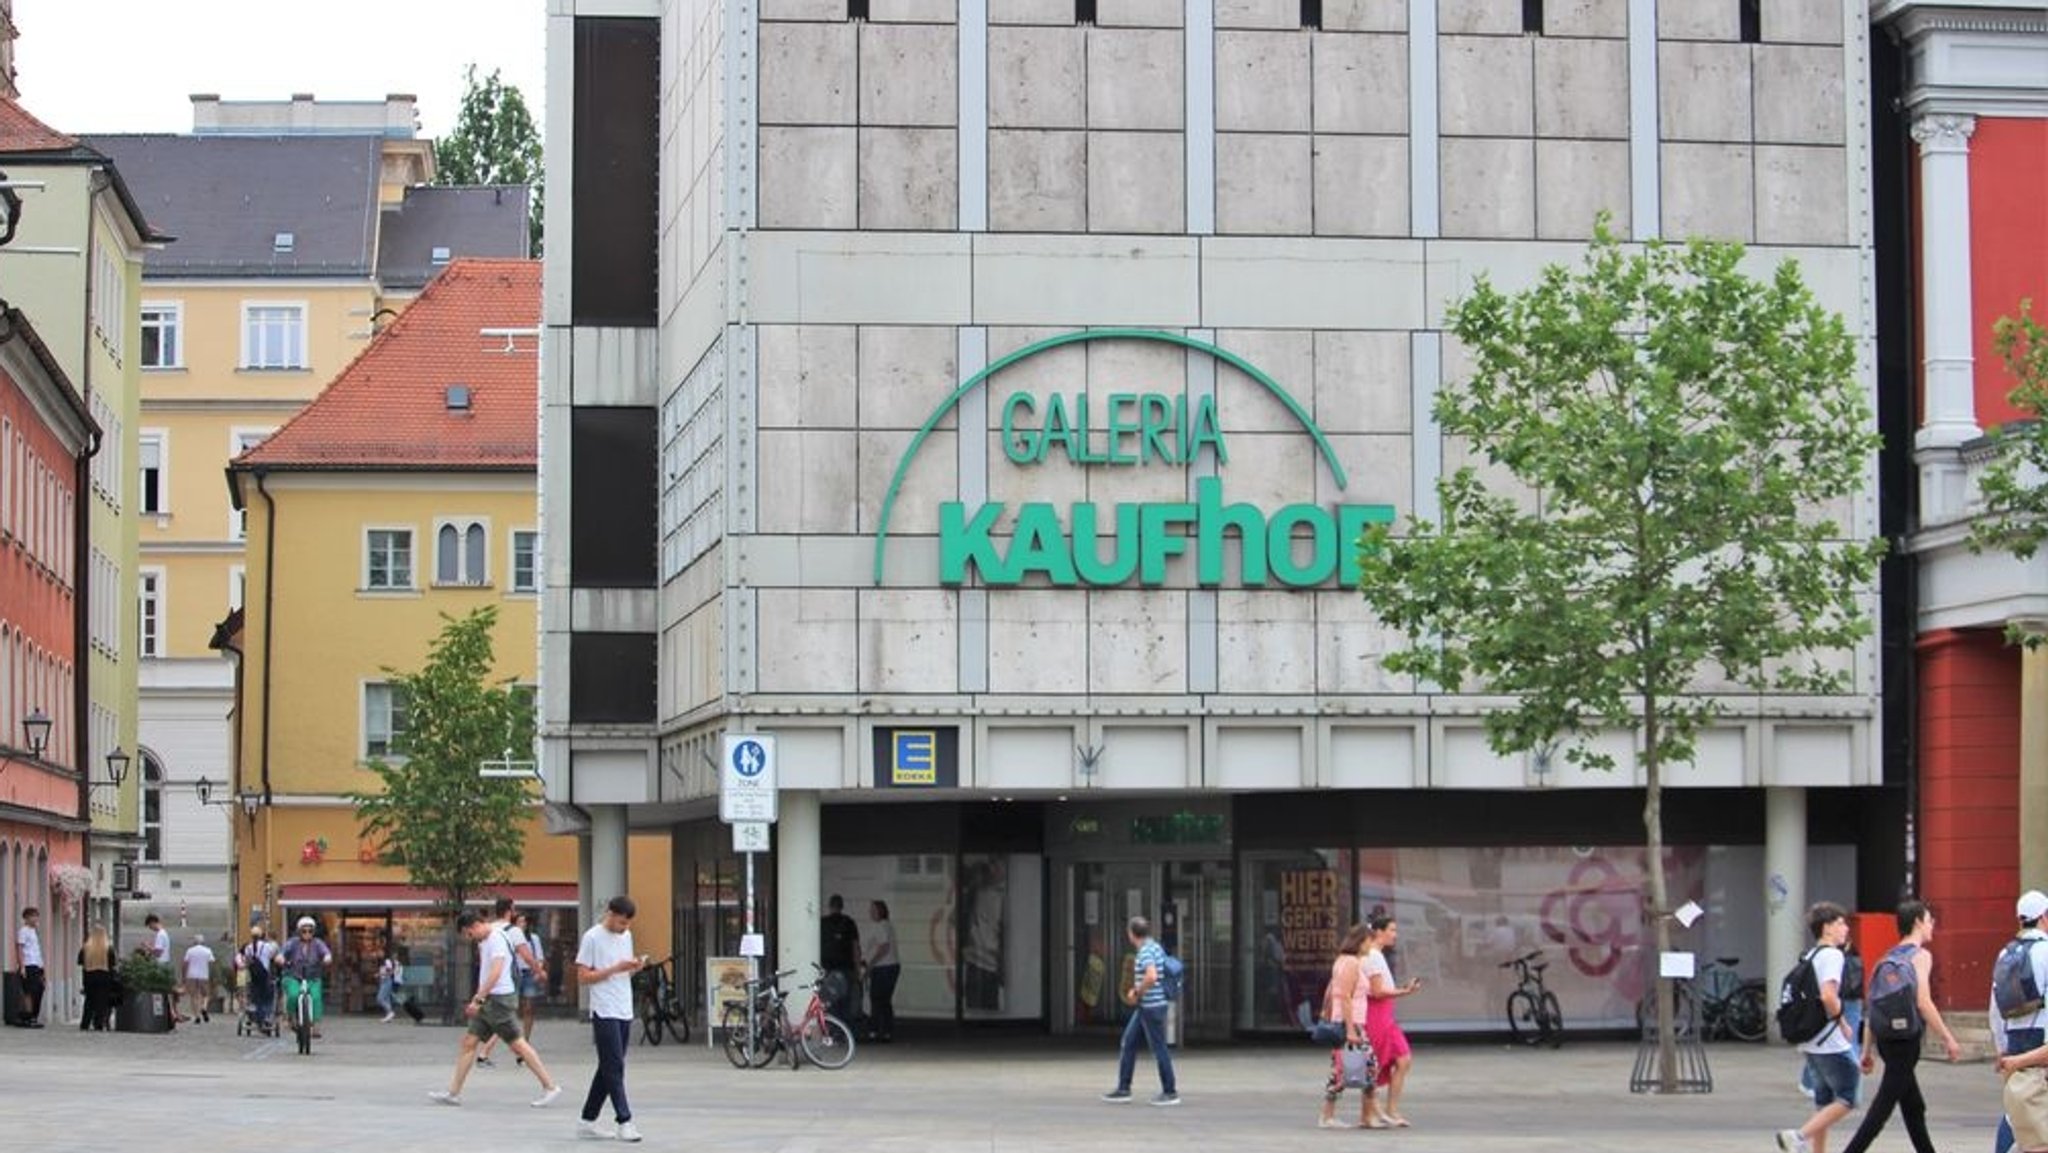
[{"x1": 278, "y1": 882, "x2": 578, "y2": 908}]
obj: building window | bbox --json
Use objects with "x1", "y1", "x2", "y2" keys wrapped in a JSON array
[
  {"x1": 228, "y1": 430, "x2": 271, "y2": 540},
  {"x1": 138, "y1": 432, "x2": 167, "y2": 515},
  {"x1": 366, "y1": 528, "x2": 415, "y2": 590},
  {"x1": 364, "y1": 683, "x2": 410, "y2": 759},
  {"x1": 228, "y1": 565, "x2": 246, "y2": 612},
  {"x1": 511, "y1": 530, "x2": 539, "y2": 593},
  {"x1": 141, "y1": 753, "x2": 164, "y2": 864},
  {"x1": 241, "y1": 303, "x2": 307, "y2": 370},
  {"x1": 434, "y1": 519, "x2": 489, "y2": 586},
  {"x1": 138, "y1": 568, "x2": 164, "y2": 658},
  {"x1": 140, "y1": 304, "x2": 182, "y2": 369}
]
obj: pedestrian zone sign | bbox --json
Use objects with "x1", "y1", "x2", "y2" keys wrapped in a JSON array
[{"x1": 720, "y1": 733, "x2": 778, "y2": 824}]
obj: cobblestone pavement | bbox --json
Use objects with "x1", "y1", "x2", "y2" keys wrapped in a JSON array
[{"x1": 0, "y1": 1014, "x2": 2009, "y2": 1151}]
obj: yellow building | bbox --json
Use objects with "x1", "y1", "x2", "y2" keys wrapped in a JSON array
[{"x1": 225, "y1": 261, "x2": 663, "y2": 1013}]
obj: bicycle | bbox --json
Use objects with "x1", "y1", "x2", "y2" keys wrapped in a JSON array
[
  {"x1": 633, "y1": 955, "x2": 690, "y2": 1046},
  {"x1": 1636, "y1": 955, "x2": 1767, "y2": 1042},
  {"x1": 281, "y1": 975, "x2": 317, "y2": 1056},
  {"x1": 1502, "y1": 950, "x2": 1564, "y2": 1048},
  {"x1": 721, "y1": 965, "x2": 856, "y2": 1071}
]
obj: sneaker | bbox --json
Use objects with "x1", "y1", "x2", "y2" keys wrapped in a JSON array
[
  {"x1": 475, "y1": 1055, "x2": 494, "y2": 1067},
  {"x1": 616, "y1": 1121, "x2": 644, "y2": 1143},
  {"x1": 575, "y1": 1119, "x2": 612, "y2": 1140},
  {"x1": 532, "y1": 1085, "x2": 563, "y2": 1108},
  {"x1": 1100, "y1": 1089, "x2": 1133, "y2": 1103},
  {"x1": 381, "y1": 1013, "x2": 395, "y2": 1023},
  {"x1": 428, "y1": 1092, "x2": 462, "y2": 1107},
  {"x1": 1775, "y1": 1131, "x2": 1810, "y2": 1153},
  {"x1": 1150, "y1": 1092, "x2": 1182, "y2": 1107}
]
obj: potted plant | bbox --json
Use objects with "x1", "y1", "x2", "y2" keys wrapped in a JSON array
[{"x1": 115, "y1": 950, "x2": 178, "y2": 1033}]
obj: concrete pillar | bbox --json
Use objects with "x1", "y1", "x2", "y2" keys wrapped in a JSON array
[
  {"x1": 2023, "y1": 646, "x2": 2048, "y2": 889},
  {"x1": 1765, "y1": 786, "x2": 1808, "y2": 1039},
  {"x1": 776, "y1": 790, "x2": 822, "y2": 1011},
  {"x1": 1910, "y1": 113, "x2": 1980, "y2": 516},
  {"x1": 591, "y1": 804, "x2": 629, "y2": 919}
]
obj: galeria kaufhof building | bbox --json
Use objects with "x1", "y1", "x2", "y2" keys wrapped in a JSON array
[{"x1": 538, "y1": 0, "x2": 1944, "y2": 1038}]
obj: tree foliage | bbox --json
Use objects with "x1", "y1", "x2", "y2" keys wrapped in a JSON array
[
  {"x1": 1969, "y1": 301, "x2": 2048, "y2": 567},
  {"x1": 1356, "y1": 224, "x2": 1884, "y2": 1087},
  {"x1": 434, "y1": 64, "x2": 544, "y2": 253}
]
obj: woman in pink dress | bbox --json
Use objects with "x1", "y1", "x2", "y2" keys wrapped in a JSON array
[
  {"x1": 1316, "y1": 924, "x2": 1384, "y2": 1130},
  {"x1": 1363, "y1": 914, "x2": 1422, "y2": 1127}
]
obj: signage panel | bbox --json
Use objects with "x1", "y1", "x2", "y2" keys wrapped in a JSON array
[
  {"x1": 719, "y1": 734, "x2": 778, "y2": 823},
  {"x1": 872, "y1": 726, "x2": 960, "y2": 788}
]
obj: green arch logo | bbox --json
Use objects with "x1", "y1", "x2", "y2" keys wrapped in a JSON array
[{"x1": 872, "y1": 328, "x2": 1350, "y2": 584}]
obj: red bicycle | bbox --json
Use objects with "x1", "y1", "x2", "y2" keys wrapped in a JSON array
[{"x1": 720, "y1": 965, "x2": 856, "y2": 1070}]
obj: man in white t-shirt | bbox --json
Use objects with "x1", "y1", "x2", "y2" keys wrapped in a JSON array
[
  {"x1": 1778, "y1": 902, "x2": 1859, "y2": 1153},
  {"x1": 573, "y1": 896, "x2": 645, "y2": 1142},
  {"x1": 430, "y1": 911, "x2": 561, "y2": 1109},
  {"x1": 12, "y1": 908, "x2": 43, "y2": 1027},
  {"x1": 1993, "y1": 890, "x2": 2048, "y2": 1153},
  {"x1": 182, "y1": 935, "x2": 217, "y2": 1024},
  {"x1": 478, "y1": 896, "x2": 546, "y2": 1064}
]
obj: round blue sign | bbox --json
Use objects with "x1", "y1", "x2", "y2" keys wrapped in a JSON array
[{"x1": 732, "y1": 739, "x2": 768, "y2": 778}]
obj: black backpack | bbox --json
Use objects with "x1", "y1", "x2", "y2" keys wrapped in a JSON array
[
  {"x1": 1866, "y1": 943, "x2": 1923, "y2": 1043},
  {"x1": 1776, "y1": 946, "x2": 1835, "y2": 1045},
  {"x1": 1995, "y1": 938, "x2": 2046, "y2": 1021}
]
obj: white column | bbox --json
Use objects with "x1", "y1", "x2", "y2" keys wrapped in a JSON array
[
  {"x1": 1764, "y1": 787, "x2": 1807, "y2": 1041},
  {"x1": 1912, "y1": 113, "x2": 1980, "y2": 517},
  {"x1": 590, "y1": 805, "x2": 628, "y2": 924},
  {"x1": 776, "y1": 790, "x2": 822, "y2": 1012}
]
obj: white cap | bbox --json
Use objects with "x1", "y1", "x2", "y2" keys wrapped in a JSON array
[
  {"x1": 2019, "y1": 891, "x2": 2048, "y2": 922},
  {"x1": 192, "y1": 934, "x2": 206, "y2": 944},
  {"x1": 296, "y1": 916, "x2": 316, "y2": 930}
]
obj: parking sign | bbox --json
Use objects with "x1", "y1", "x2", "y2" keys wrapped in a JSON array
[{"x1": 720, "y1": 733, "x2": 778, "y2": 823}]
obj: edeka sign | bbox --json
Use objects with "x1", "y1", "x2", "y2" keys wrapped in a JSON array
[{"x1": 871, "y1": 329, "x2": 1397, "y2": 588}]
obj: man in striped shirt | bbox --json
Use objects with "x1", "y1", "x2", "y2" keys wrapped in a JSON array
[{"x1": 1102, "y1": 916, "x2": 1179, "y2": 1106}]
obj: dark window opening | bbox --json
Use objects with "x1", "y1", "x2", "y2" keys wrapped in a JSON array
[
  {"x1": 1301, "y1": 0, "x2": 1322, "y2": 29},
  {"x1": 569, "y1": 407, "x2": 658, "y2": 588},
  {"x1": 1522, "y1": 0, "x2": 1542, "y2": 33},
  {"x1": 848, "y1": 0, "x2": 868, "y2": 19},
  {"x1": 569, "y1": 633, "x2": 658, "y2": 724},
  {"x1": 570, "y1": 17, "x2": 660, "y2": 326},
  {"x1": 1738, "y1": 0, "x2": 1761, "y2": 43},
  {"x1": 1075, "y1": 0, "x2": 1095, "y2": 24}
]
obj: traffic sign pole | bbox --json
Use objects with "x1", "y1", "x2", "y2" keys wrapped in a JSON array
[{"x1": 720, "y1": 733, "x2": 779, "y2": 1020}]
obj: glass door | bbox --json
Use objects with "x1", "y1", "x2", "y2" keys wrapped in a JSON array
[
  {"x1": 1067, "y1": 861, "x2": 1154, "y2": 1029},
  {"x1": 1163, "y1": 860, "x2": 1232, "y2": 1041}
]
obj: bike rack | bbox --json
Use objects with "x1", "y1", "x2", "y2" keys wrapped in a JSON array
[{"x1": 1630, "y1": 980, "x2": 1713, "y2": 1093}]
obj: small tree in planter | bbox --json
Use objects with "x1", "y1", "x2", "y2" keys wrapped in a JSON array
[{"x1": 116, "y1": 950, "x2": 179, "y2": 1033}]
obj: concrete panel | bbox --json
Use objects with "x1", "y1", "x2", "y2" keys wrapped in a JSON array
[
  {"x1": 769, "y1": 726, "x2": 849, "y2": 790},
  {"x1": 1421, "y1": 240, "x2": 1591, "y2": 328},
  {"x1": 859, "y1": 325, "x2": 961, "y2": 429},
  {"x1": 759, "y1": 126, "x2": 859, "y2": 229},
  {"x1": 989, "y1": 26, "x2": 1086, "y2": 128},
  {"x1": 571, "y1": 327, "x2": 662, "y2": 406},
  {"x1": 1213, "y1": 724, "x2": 1308, "y2": 788},
  {"x1": 1316, "y1": 591, "x2": 1413, "y2": 693},
  {"x1": 989, "y1": 130, "x2": 1089, "y2": 232},
  {"x1": 1439, "y1": 0, "x2": 1520, "y2": 33},
  {"x1": 1209, "y1": 429, "x2": 1318, "y2": 512},
  {"x1": 572, "y1": 587, "x2": 661, "y2": 632},
  {"x1": 1216, "y1": 30, "x2": 1313, "y2": 132},
  {"x1": 1440, "y1": 137, "x2": 1535, "y2": 239},
  {"x1": 1660, "y1": 142, "x2": 1753, "y2": 242},
  {"x1": 759, "y1": 21, "x2": 858, "y2": 125},
  {"x1": 746, "y1": 232, "x2": 975, "y2": 325},
  {"x1": 1755, "y1": 145, "x2": 1848, "y2": 247},
  {"x1": 1753, "y1": 45, "x2": 1845, "y2": 145},
  {"x1": 1536, "y1": 138, "x2": 1631, "y2": 240},
  {"x1": 860, "y1": 127, "x2": 960, "y2": 230},
  {"x1": 989, "y1": 0, "x2": 1072, "y2": 22},
  {"x1": 1544, "y1": 0, "x2": 1625, "y2": 37},
  {"x1": 971, "y1": 234, "x2": 1200, "y2": 326},
  {"x1": 1313, "y1": 330, "x2": 1410, "y2": 434},
  {"x1": 858, "y1": 588, "x2": 960, "y2": 691},
  {"x1": 1435, "y1": 722, "x2": 1522, "y2": 788},
  {"x1": 1218, "y1": 591, "x2": 1317, "y2": 694},
  {"x1": 1327, "y1": 724, "x2": 1420, "y2": 788},
  {"x1": 984, "y1": 724, "x2": 1082, "y2": 789},
  {"x1": 756, "y1": 589, "x2": 859, "y2": 691},
  {"x1": 1313, "y1": 33, "x2": 1409, "y2": 135},
  {"x1": 1088, "y1": 130, "x2": 1186, "y2": 233},
  {"x1": 757, "y1": 430, "x2": 861, "y2": 533},
  {"x1": 1668, "y1": 726, "x2": 1748, "y2": 789},
  {"x1": 862, "y1": 24, "x2": 960, "y2": 126},
  {"x1": 1215, "y1": 0, "x2": 1297, "y2": 29},
  {"x1": 1658, "y1": 0, "x2": 1736, "y2": 40},
  {"x1": 759, "y1": 325, "x2": 860, "y2": 429},
  {"x1": 1089, "y1": 590, "x2": 1188, "y2": 693},
  {"x1": 572, "y1": 748, "x2": 654, "y2": 804},
  {"x1": 1217, "y1": 133, "x2": 1313, "y2": 235},
  {"x1": 1767, "y1": 724, "x2": 1857, "y2": 787},
  {"x1": 871, "y1": 0, "x2": 957, "y2": 18},
  {"x1": 1213, "y1": 329, "x2": 1315, "y2": 431},
  {"x1": 1312, "y1": 135, "x2": 1410, "y2": 238},
  {"x1": 1439, "y1": 35, "x2": 1533, "y2": 137},
  {"x1": 858, "y1": 428, "x2": 957, "y2": 532},
  {"x1": 988, "y1": 590, "x2": 1089, "y2": 693},
  {"x1": 1096, "y1": 723, "x2": 1197, "y2": 789},
  {"x1": 1535, "y1": 37, "x2": 1629, "y2": 139},
  {"x1": 1317, "y1": 433, "x2": 1410, "y2": 510},
  {"x1": 1764, "y1": 0, "x2": 1842, "y2": 45},
  {"x1": 1545, "y1": 731, "x2": 1640, "y2": 787},
  {"x1": 1088, "y1": 29, "x2": 1185, "y2": 130},
  {"x1": 1658, "y1": 41, "x2": 1752, "y2": 142},
  {"x1": 1098, "y1": 0, "x2": 1183, "y2": 26},
  {"x1": 1201, "y1": 237, "x2": 1428, "y2": 330},
  {"x1": 762, "y1": 0, "x2": 845, "y2": 17},
  {"x1": 1325, "y1": 0, "x2": 1406, "y2": 29}
]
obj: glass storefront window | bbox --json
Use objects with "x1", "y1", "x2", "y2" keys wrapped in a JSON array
[{"x1": 1240, "y1": 850, "x2": 1352, "y2": 1032}]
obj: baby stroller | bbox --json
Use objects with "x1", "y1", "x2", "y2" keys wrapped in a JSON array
[{"x1": 237, "y1": 961, "x2": 279, "y2": 1038}]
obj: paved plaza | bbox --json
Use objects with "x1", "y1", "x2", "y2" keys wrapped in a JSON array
[{"x1": 0, "y1": 1015, "x2": 2011, "y2": 1151}]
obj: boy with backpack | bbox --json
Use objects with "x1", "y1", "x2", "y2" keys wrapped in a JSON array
[
  {"x1": 1835, "y1": 899, "x2": 1962, "y2": 1153},
  {"x1": 1777, "y1": 902, "x2": 1861, "y2": 1153},
  {"x1": 1992, "y1": 890, "x2": 2048, "y2": 1153},
  {"x1": 1101, "y1": 915, "x2": 1180, "y2": 1107}
]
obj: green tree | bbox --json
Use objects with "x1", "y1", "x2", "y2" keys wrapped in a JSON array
[
  {"x1": 1968, "y1": 302, "x2": 2048, "y2": 621},
  {"x1": 351, "y1": 606, "x2": 535, "y2": 1018},
  {"x1": 435, "y1": 64, "x2": 544, "y2": 253},
  {"x1": 1356, "y1": 226, "x2": 1884, "y2": 1089}
]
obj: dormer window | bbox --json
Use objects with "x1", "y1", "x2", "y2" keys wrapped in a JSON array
[
  {"x1": 431, "y1": 246, "x2": 452, "y2": 266},
  {"x1": 273, "y1": 232, "x2": 295, "y2": 254}
]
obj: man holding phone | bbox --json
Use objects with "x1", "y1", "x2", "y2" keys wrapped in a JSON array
[{"x1": 575, "y1": 896, "x2": 646, "y2": 1142}]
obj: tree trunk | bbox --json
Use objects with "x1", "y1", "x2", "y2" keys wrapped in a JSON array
[
  {"x1": 440, "y1": 890, "x2": 469, "y2": 1026},
  {"x1": 1643, "y1": 695, "x2": 1678, "y2": 1092}
]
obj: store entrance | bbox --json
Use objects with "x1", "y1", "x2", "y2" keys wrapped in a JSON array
[{"x1": 1062, "y1": 858, "x2": 1232, "y2": 1040}]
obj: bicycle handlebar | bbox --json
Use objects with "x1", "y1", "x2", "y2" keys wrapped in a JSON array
[{"x1": 1499, "y1": 949, "x2": 1545, "y2": 970}]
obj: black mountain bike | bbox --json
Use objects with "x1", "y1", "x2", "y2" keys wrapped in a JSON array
[
  {"x1": 1502, "y1": 950, "x2": 1564, "y2": 1048},
  {"x1": 634, "y1": 955, "x2": 690, "y2": 1045},
  {"x1": 1636, "y1": 955, "x2": 1768, "y2": 1042}
]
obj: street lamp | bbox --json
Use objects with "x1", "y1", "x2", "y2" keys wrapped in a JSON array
[
  {"x1": 195, "y1": 775, "x2": 234, "y2": 806},
  {"x1": 86, "y1": 747, "x2": 131, "y2": 795},
  {"x1": 21, "y1": 707, "x2": 51, "y2": 758}
]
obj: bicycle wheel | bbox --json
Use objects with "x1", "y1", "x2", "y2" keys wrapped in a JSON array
[
  {"x1": 1725, "y1": 983, "x2": 1769, "y2": 1043},
  {"x1": 720, "y1": 1004, "x2": 755, "y2": 1069},
  {"x1": 1505, "y1": 989, "x2": 1541, "y2": 1046},
  {"x1": 663, "y1": 1000, "x2": 690, "y2": 1045},
  {"x1": 1539, "y1": 991, "x2": 1564, "y2": 1049},
  {"x1": 1637, "y1": 983, "x2": 1695, "y2": 1036},
  {"x1": 294, "y1": 991, "x2": 312, "y2": 1055},
  {"x1": 800, "y1": 1012, "x2": 857, "y2": 1070}
]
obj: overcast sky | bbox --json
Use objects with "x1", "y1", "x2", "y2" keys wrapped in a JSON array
[{"x1": 11, "y1": 0, "x2": 546, "y2": 139}]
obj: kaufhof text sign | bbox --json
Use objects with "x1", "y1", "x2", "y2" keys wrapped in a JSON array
[{"x1": 872, "y1": 330, "x2": 1395, "y2": 588}]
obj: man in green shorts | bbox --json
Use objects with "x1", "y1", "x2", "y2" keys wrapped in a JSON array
[{"x1": 430, "y1": 910, "x2": 561, "y2": 1107}]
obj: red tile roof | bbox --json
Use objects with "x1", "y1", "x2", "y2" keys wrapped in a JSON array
[
  {"x1": 0, "y1": 97, "x2": 79, "y2": 153},
  {"x1": 239, "y1": 259, "x2": 539, "y2": 471}
]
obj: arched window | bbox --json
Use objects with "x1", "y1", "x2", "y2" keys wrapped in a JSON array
[
  {"x1": 141, "y1": 752, "x2": 165, "y2": 864},
  {"x1": 434, "y1": 518, "x2": 489, "y2": 585},
  {"x1": 464, "y1": 524, "x2": 486, "y2": 584}
]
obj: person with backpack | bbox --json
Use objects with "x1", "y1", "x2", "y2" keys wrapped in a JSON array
[
  {"x1": 1837, "y1": 899, "x2": 1962, "y2": 1153},
  {"x1": 1100, "y1": 915, "x2": 1179, "y2": 1107},
  {"x1": 1777, "y1": 902, "x2": 1861, "y2": 1153},
  {"x1": 1991, "y1": 890, "x2": 2048, "y2": 1153}
]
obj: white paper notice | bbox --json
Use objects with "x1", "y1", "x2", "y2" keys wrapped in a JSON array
[{"x1": 1659, "y1": 951, "x2": 1696, "y2": 980}]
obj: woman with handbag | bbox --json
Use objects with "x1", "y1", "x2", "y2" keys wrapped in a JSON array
[{"x1": 1317, "y1": 924, "x2": 1384, "y2": 1130}]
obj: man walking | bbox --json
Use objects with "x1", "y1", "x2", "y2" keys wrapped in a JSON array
[
  {"x1": 182, "y1": 934, "x2": 217, "y2": 1023},
  {"x1": 1779, "y1": 902, "x2": 1859, "y2": 1153},
  {"x1": 430, "y1": 910, "x2": 561, "y2": 1108},
  {"x1": 1838, "y1": 899, "x2": 1961, "y2": 1153},
  {"x1": 574, "y1": 896, "x2": 645, "y2": 1142},
  {"x1": 1995, "y1": 891, "x2": 2048, "y2": 1153},
  {"x1": 12, "y1": 907, "x2": 43, "y2": 1027},
  {"x1": 1101, "y1": 915, "x2": 1179, "y2": 1107},
  {"x1": 478, "y1": 896, "x2": 546, "y2": 1065}
]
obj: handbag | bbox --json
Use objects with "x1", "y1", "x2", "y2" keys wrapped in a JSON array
[
  {"x1": 1308, "y1": 1017, "x2": 1346, "y2": 1046},
  {"x1": 1337, "y1": 1044, "x2": 1379, "y2": 1089}
]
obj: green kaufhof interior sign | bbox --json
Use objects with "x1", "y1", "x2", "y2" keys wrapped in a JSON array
[{"x1": 871, "y1": 329, "x2": 1396, "y2": 588}]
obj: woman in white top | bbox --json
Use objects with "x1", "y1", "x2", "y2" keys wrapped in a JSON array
[
  {"x1": 865, "y1": 901, "x2": 902, "y2": 1042},
  {"x1": 1364, "y1": 915, "x2": 1423, "y2": 1128},
  {"x1": 1317, "y1": 924, "x2": 1384, "y2": 1130}
]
